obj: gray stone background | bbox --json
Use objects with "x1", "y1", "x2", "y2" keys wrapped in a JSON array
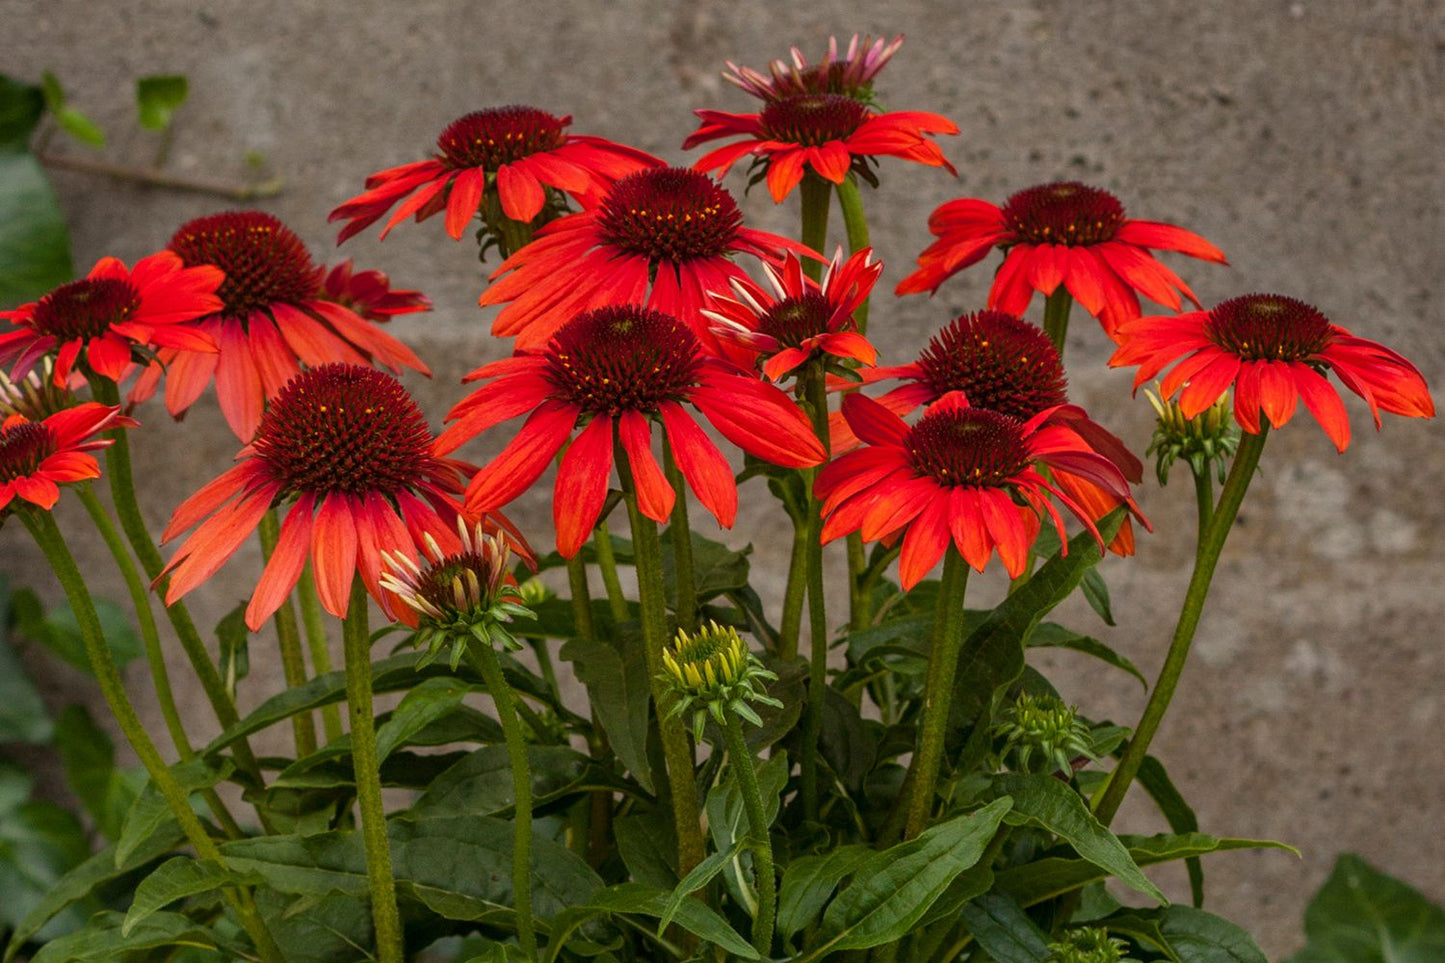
[{"x1": 5, "y1": 0, "x2": 1443, "y2": 957}]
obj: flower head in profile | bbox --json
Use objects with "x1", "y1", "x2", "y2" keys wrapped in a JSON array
[
  {"x1": 993, "y1": 692, "x2": 1097, "y2": 776},
  {"x1": 661, "y1": 621, "x2": 782, "y2": 742},
  {"x1": 723, "y1": 34, "x2": 905, "y2": 103},
  {"x1": 329, "y1": 106, "x2": 661, "y2": 244},
  {"x1": 380, "y1": 517, "x2": 535, "y2": 669},
  {"x1": 830, "y1": 310, "x2": 1147, "y2": 552},
  {"x1": 1110, "y1": 293, "x2": 1434, "y2": 452},
  {"x1": 684, "y1": 92, "x2": 957, "y2": 202},
  {"x1": 1144, "y1": 386, "x2": 1239, "y2": 485},
  {"x1": 897, "y1": 182, "x2": 1228, "y2": 338},
  {"x1": 437, "y1": 305, "x2": 826, "y2": 557},
  {"x1": 704, "y1": 247, "x2": 881, "y2": 381},
  {"x1": 127, "y1": 211, "x2": 429, "y2": 442},
  {"x1": 0, "y1": 252, "x2": 222, "y2": 387},
  {"x1": 816, "y1": 392, "x2": 1134, "y2": 587},
  {"x1": 481, "y1": 167, "x2": 815, "y2": 352},
  {"x1": 319, "y1": 260, "x2": 431, "y2": 323},
  {"x1": 0, "y1": 403, "x2": 135, "y2": 514},
  {"x1": 159, "y1": 364, "x2": 526, "y2": 630}
]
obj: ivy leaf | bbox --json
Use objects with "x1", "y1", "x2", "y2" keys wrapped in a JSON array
[
  {"x1": 135, "y1": 75, "x2": 188, "y2": 130},
  {"x1": 1285, "y1": 853, "x2": 1445, "y2": 963}
]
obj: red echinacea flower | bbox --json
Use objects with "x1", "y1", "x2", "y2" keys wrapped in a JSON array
[
  {"x1": 0, "y1": 252, "x2": 222, "y2": 387},
  {"x1": 1110, "y1": 293, "x2": 1434, "y2": 452},
  {"x1": 329, "y1": 106, "x2": 661, "y2": 243},
  {"x1": 319, "y1": 260, "x2": 431, "y2": 322},
  {"x1": 816, "y1": 392, "x2": 1134, "y2": 587},
  {"x1": 723, "y1": 34, "x2": 905, "y2": 102},
  {"x1": 159, "y1": 364, "x2": 525, "y2": 630},
  {"x1": 897, "y1": 182, "x2": 1228, "y2": 338},
  {"x1": 436, "y1": 305, "x2": 826, "y2": 557},
  {"x1": 684, "y1": 93, "x2": 957, "y2": 203},
  {"x1": 0, "y1": 403, "x2": 135, "y2": 513},
  {"x1": 128, "y1": 211, "x2": 429, "y2": 442},
  {"x1": 704, "y1": 247, "x2": 881, "y2": 381},
  {"x1": 481, "y1": 167, "x2": 814, "y2": 352}
]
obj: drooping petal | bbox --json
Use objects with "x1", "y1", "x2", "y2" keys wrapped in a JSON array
[
  {"x1": 553, "y1": 415, "x2": 614, "y2": 558},
  {"x1": 619, "y1": 409, "x2": 674, "y2": 523},
  {"x1": 466, "y1": 401, "x2": 579, "y2": 512},
  {"x1": 245, "y1": 494, "x2": 316, "y2": 630},
  {"x1": 660, "y1": 401, "x2": 737, "y2": 527},
  {"x1": 310, "y1": 493, "x2": 361, "y2": 619}
]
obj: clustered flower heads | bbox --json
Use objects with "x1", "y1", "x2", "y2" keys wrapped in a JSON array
[
  {"x1": 994, "y1": 692, "x2": 1097, "y2": 776},
  {"x1": 661, "y1": 621, "x2": 782, "y2": 742}
]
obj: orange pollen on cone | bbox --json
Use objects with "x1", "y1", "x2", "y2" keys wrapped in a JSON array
[
  {"x1": 915, "y1": 311, "x2": 1068, "y2": 421},
  {"x1": 29, "y1": 278, "x2": 141, "y2": 341},
  {"x1": 1204, "y1": 293, "x2": 1334, "y2": 362},
  {"x1": 759, "y1": 93, "x2": 869, "y2": 146},
  {"x1": 0, "y1": 420, "x2": 52, "y2": 481},
  {"x1": 594, "y1": 168, "x2": 742, "y2": 263},
  {"x1": 251, "y1": 363, "x2": 433, "y2": 495},
  {"x1": 1000, "y1": 181, "x2": 1125, "y2": 247},
  {"x1": 435, "y1": 106, "x2": 568, "y2": 170},
  {"x1": 543, "y1": 305, "x2": 702, "y2": 416},
  {"x1": 169, "y1": 211, "x2": 320, "y2": 317},
  {"x1": 905, "y1": 407, "x2": 1032, "y2": 488}
]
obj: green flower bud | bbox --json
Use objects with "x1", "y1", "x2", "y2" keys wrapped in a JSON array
[
  {"x1": 994, "y1": 692, "x2": 1097, "y2": 776},
  {"x1": 660, "y1": 621, "x2": 782, "y2": 742},
  {"x1": 1144, "y1": 383, "x2": 1240, "y2": 486},
  {"x1": 1044, "y1": 926, "x2": 1138, "y2": 963}
]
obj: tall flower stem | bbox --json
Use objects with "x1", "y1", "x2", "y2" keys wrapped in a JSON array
[
  {"x1": 663, "y1": 448, "x2": 698, "y2": 635},
  {"x1": 834, "y1": 174, "x2": 875, "y2": 632},
  {"x1": 297, "y1": 569, "x2": 344, "y2": 742},
  {"x1": 1093, "y1": 426, "x2": 1269, "y2": 826},
  {"x1": 1193, "y1": 468, "x2": 1215, "y2": 553},
  {"x1": 340, "y1": 577, "x2": 404, "y2": 963},
  {"x1": 617, "y1": 446, "x2": 706, "y2": 875},
  {"x1": 799, "y1": 173, "x2": 832, "y2": 282},
  {"x1": 903, "y1": 548, "x2": 970, "y2": 839},
  {"x1": 566, "y1": 554, "x2": 615, "y2": 871},
  {"x1": 777, "y1": 520, "x2": 809, "y2": 661},
  {"x1": 1042, "y1": 288, "x2": 1074, "y2": 358},
  {"x1": 721, "y1": 713, "x2": 777, "y2": 956},
  {"x1": 20, "y1": 508, "x2": 282, "y2": 963},
  {"x1": 593, "y1": 520, "x2": 631, "y2": 624},
  {"x1": 74, "y1": 485, "x2": 244, "y2": 840},
  {"x1": 799, "y1": 360, "x2": 832, "y2": 821},
  {"x1": 465, "y1": 637, "x2": 538, "y2": 961},
  {"x1": 257, "y1": 508, "x2": 318, "y2": 757},
  {"x1": 87, "y1": 379, "x2": 264, "y2": 789}
]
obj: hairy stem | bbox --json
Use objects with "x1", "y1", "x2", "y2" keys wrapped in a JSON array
[
  {"x1": 1043, "y1": 288, "x2": 1074, "y2": 358},
  {"x1": 799, "y1": 173, "x2": 832, "y2": 282},
  {"x1": 799, "y1": 361, "x2": 832, "y2": 821},
  {"x1": 722, "y1": 713, "x2": 777, "y2": 956},
  {"x1": 296, "y1": 568, "x2": 344, "y2": 742},
  {"x1": 663, "y1": 447, "x2": 698, "y2": 635}
]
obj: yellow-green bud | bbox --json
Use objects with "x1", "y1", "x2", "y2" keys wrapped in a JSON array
[
  {"x1": 1144, "y1": 384, "x2": 1240, "y2": 486},
  {"x1": 994, "y1": 691, "x2": 1097, "y2": 776},
  {"x1": 1044, "y1": 926, "x2": 1137, "y2": 963},
  {"x1": 661, "y1": 621, "x2": 782, "y2": 742}
]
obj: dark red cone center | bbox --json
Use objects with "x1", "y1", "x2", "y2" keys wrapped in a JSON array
[
  {"x1": 594, "y1": 168, "x2": 742, "y2": 263},
  {"x1": 30, "y1": 278, "x2": 141, "y2": 341},
  {"x1": 1001, "y1": 182, "x2": 1125, "y2": 247},
  {"x1": 1204, "y1": 294, "x2": 1333, "y2": 361},
  {"x1": 169, "y1": 211, "x2": 320, "y2": 317},
  {"x1": 915, "y1": 311, "x2": 1068, "y2": 421},
  {"x1": 544, "y1": 305, "x2": 702, "y2": 416},
  {"x1": 760, "y1": 93, "x2": 869, "y2": 146},
  {"x1": 758, "y1": 293, "x2": 834, "y2": 348},
  {"x1": 906, "y1": 407, "x2": 1032, "y2": 488},
  {"x1": 0, "y1": 420, "x2": 52, "y2": 482},
  {"x1": 436, "y1": 106, "x2": 568, "y2": 170}
]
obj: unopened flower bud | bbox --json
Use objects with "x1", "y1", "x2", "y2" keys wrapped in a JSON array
[
  {"x1": 1044, "y1": 926, "x2": 1138, "y2": 963},
  {"x1": 1144, "y1": 384, "x2": 1240, "y2": 486},
  {"x1": 661, "y1": 621, "x2": 782, "y2": 742},
  {"x1": 994, "y1": 692, "x2": 1097, "y2": 776}
]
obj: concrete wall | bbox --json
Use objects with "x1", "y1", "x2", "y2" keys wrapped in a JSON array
[{"x1": 6, "y1": 1, "x2": 1443, "y2": 955}]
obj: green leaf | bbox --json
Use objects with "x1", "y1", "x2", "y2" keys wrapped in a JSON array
[
  {"x1": 559, "y1": 632, "x2": 653, "y2": 792},
  {"x1": 0, "y1": 577, "x2": 51, "y2": 743},
  {"x1": 12, "y1": 591, "x2": 141, "y2": 676},
  {"x1": 1285, "y1": 853, "x2": 1445, "y2": 963},
  {"x1": 995, "y1": 832, "x2": 1296, "y2": 908},
  {"x1": 658, "y1": 840, "x2": 740, "y2": 933},
  {"x1": 811, "y1": 797, "x2": 1012, "y2": 956},
  {"x1": 31, "y1": 910, "x2": 218, "y2": 962},
  {"x1": 376, "y1": 676, "x2": 476, "y2": 763},
  {"x1": 992, "y1": 772, "x2": 1164, "y2": 904},
  {"x1": 614, "y1": 811, "x2": 678, "y2": 890},
  {"x1": 136, "y1": 75, "x2": 188, "y2": 130},
  {"x1": 1133, "y1": 752, "x2": 1204, "y2": 907},
  {"x1": 1112, "y1": 906, "x2": 1266, "y2": 962},
  {"x1": 580, "y1": 882, "x2": 759, "y2": 960},
  {"x1": 214, "y1": 603, "x2": 250, "y2": 699},
  {"x1": 123, "y1": 857, "x2": 260, "y2": 936},
  {"x1": 662, "y1": 532, "x2": 752, "y2": 602},
  {"x1": 960, "y1": 891, "x2": 1051, "y2": 963},
  {"x1": 1026, "y1": 622, "x2": 1145, "y2": 688},
  {"x1": 253, "y1": 889, "x2": 373, "y2": 963},
  {"x1": 0, "y1": 75, "x2": 44, "y2": 153},
  {"x1": 0, "y1": 152, "x2": 72, "y2": 308},
  {"x1": 39, "y1": 72, "x2": 102, "y2": 148},
  {"x1": 0, "y1": 800, "x2": 90, "y2": 931},
  {"x1": 116, "y1": 757, "x2": 232, "y2": 866},
  {"x1": 776, "y1": 844, "x2": 875, "y2": 939},
  {"x1": 1081, "y1": 567, "x2": 1115, "y2": 625},
  {"x1": 412, "y1": 744, "x2": 635, "y2": 819},
  {"x1": 54, "y1": 704, "x2": 143, "y2": 842},
  {"x1": 704, "y1": 752, "x2": 787, "y2": 911}
]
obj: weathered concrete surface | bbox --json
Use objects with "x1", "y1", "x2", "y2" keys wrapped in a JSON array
[{"x1": 6, "y1": 1, "x2": 1443, "y2": 955}]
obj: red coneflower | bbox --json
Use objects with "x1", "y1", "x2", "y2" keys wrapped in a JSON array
[
  {"x1": 329, "y1": 106, "x2": 661, "y2": 243},
  {"x1": 437, "y1": 305, "x2": 826, "y2": 557},
  {"x1": 0, "y1": 252, "x2": 222, "y2": 387},
  {"x1": 319, "y1": 260, "x2": 431, "y2": 322},
  {"x1": 0, "y1": 403, "x2": 135, "y2": 513},
  {"x1": 159, "y1": 364, "x2": 525, "y2": 630},
  {"x1": 723, "y1": 33, "x2": 905, "y2": 103},
  {"x1": 481, "y1": 167, "x2": 814, "y2": 352},
  {"x1": 816, "y1": 392, "x2": 1133, "y2": 587},
  {"x1": 1110, "y1": 293, "x2": 1434, "y2": 452},
  {"x1": 684, "y1": 93, "x2": 957, "y2": 203},
  {"x1": 897, "y1": 182, "x2": 1227, "y2": 338},
  {"x1": 704, "y1": 247, "x2": 881, "y2": 381},
  {"x1": 127, "y1": 211, "x2": 429, "y2": 442}
]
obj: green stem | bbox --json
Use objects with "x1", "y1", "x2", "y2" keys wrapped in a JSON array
[
  {"x1": 833, "y1": 175, "x2": 872, "y2": 333},
  {"x1": 722, "y1": 714, "x2": 776, "y2": 956},
  {"x1": 87, "y1": 379, "x2": 264, "y2": 791},
  {"x1": 1093, "y1": 426, "x2": 1269, "y2": 826},
  {"x1": 776, "y1": 518, "x2": 809, "y2": 661},
  {"x1": 20, "y1": 509, "x2": 282, "y2": 963},
  {"x1": 617, "y1": 445, "x2": 706, "y2": 876},
  {"x1": 593, "y1": 520, "x2": 630, "y2": 625},
  {"x1": 565, "y1": 555, "x2": 596, "y2": 644},
  {"x1": 1194, "y1": 465, "x2": 1215, "y2": 554},
  {"x1": 257, "y1": 509, "x2": 318, "y2": 757},
  {"x1": 663, "y1": 448, "x2": 697, "y2": 635},
  {"x1": 799, "y1": 361, "x2": 832, "y2": 822},
  {"x1": 496, "y1": 213, "x2": 535, "y2": 259},
  {"x1": 297, "y1": 568, "x2": 344, "y2": 742},
  {"x1": 340, "y1": 578, "x2": 404, "y2": 963},
  {"x1": 466, "y1": 638, "x2": 538, "y2": 961},
  {"x1": 799, "y1": 174, "x2": 832, "y2": 282},
  {"x1": 1043, "y1": 288, "x2": 1074, "y2": 358},
  {"x1": 903, "y1": 548, "x2": 970, "y2": 839}
]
